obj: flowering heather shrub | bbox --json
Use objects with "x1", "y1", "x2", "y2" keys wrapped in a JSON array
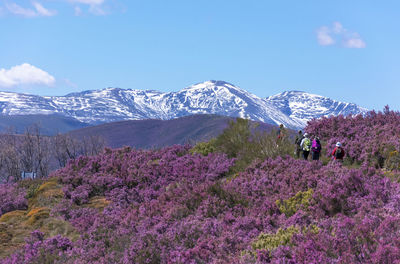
[
  {"x1": 306, "y1": 106, "x2": 400, "y2": 168},
  {"x1": 3, "y1": 145, "x2": 400, "y2": 263},
  {"x1": 4, "y1": 230, "x2": 72, "y2": 264},
  {"x1": 235, "y1": 159, "x2": 400, "y2": 263},
  {"x1": 0, "y1": 183, "x2": 27, "y2": 217},
  {"x1": 57, "y1": 145, "x2": 233, "y2": 206}
]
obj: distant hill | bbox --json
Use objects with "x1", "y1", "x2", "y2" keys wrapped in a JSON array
[
  {"x1": 68, "y1": 114, "x2": 277, "y2": 149},
  {"x1": 0, "y1": 114, "x2": 89, "y2": 135}
]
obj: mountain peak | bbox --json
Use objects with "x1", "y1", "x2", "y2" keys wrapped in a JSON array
[
  {"x1": 209, "y1": 80, "x2": 236, "y2": 86},
  {"x1": 183, "y1": 80, "x2": 240, "y2": 91}
]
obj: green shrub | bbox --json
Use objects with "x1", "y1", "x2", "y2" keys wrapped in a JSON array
[
  {"x1": 247, "y1": 224, "x2": 319, "y2": 260},
  {"x1": 303, "y1": 224, "x2": 320, "y2": 235},
  {"x1": 211, "y1": 118, "x2": 295, "y2": 173},
  {"x1": 385, "y1": 150, "x2": 400, "y2": 171},
  {"x1": 252, "y1": 226, "x2": 299, "y2": 251},
  {"x1": 190, "y1": 139, "x2": 216, "y2": 156},
  {"x1": 213, "y1": 118, "x2": 254, "y2": 159},
  {"x1": 275, "y1": 189, "x2": 314, "y2": 217}
]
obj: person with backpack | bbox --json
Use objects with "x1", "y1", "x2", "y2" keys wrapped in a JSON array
[
  {"x1": 300, "y1": 133, "x2": 311, "y2": 160},
  {"x1": 276, "y1": 124, "x2": 286, "y2": 141},
  {"x1": 294, "y1": 130, "x2": 304, "y2": 158},
  {"x1": 332, "y1": 142, "x2": 345, "y2": 161},
  {"x1": 311, "y1": 136, "x2": 322, "y2": 160}
]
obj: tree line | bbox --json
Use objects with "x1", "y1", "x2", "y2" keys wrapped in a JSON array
[{"x1": 0, "y1": 125, "x2": 104, "y2": 182}]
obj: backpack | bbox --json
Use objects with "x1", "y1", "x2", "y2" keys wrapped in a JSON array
[
  {"x1": 335, "y1": 147, "x2": 343, "y2": 159},
  {"x1": 303, "y1": 138, "x2": 311, "y2": 151},
  {"x1": 312, "y1": 139, "x2": 321, "y2": 152},
  {"x1": 295, "y1": 136, "x2": 304, "y2": 146}
]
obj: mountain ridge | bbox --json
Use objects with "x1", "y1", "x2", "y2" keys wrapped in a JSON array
[{"x1": 0, "y1": 80, "x2": 367, "y2": 129}]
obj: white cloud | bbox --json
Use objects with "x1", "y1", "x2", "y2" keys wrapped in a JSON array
[
  {"x1": 3, "y1": 0, "x2": 115, "y2": 17},
  {"x1": 67, "y1": 0, "x2": 107, "y2": 15},
  {"x1": 74, "y1": 6, "x2": 82, "y2": 16},
  {"x1": 33, "y1": 2, "x2": 57, "y2": 17},
  {"x1": 0, "y1": 63, "x2": 55, "y2": 88},
  {"x1": 344, "y1": 36, "x2": 366, "y2": 49},
  {"x1": 6, "y1": 2, "x2": 37, "y2": 17},
  {"x1": 332, "y1": 22, "x2": 344, "y2": 34},
  {"x1": 316, "y1": 22, "x2": 366, "y2": 49},
  {"x1": 316, "y1": 26, "x2": 335, "y2": 46},
  {"x1": 5, "y1": 1, "x2": 56, "y2": 17}
]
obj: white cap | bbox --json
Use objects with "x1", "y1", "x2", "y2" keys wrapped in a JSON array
[
  {"x1": 336, "y1": 142, "x2": 342, "y2": 147},
  {"x1": 304, "y1": 133, "x2": 309, "y2": 137}
]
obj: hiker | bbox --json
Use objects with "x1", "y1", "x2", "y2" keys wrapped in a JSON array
[
  {"x1": 276, "y1": 124, "x2": 287, "y2": 145},
  {"x1": 294, "y1": 130, "x2": 304, "y2": 158},
  {"x1": 277, "y1": 124, "x2": 286, "y2": 141},
  {"x1": 311, "y1": 136, "x2": 322, "y2": 160},
  {"x1": 332, "y1": 142, "x2": 345, "y2": 161},
  {"x1": 300, "y1": 133, "x2": 311, "y2": 160}
]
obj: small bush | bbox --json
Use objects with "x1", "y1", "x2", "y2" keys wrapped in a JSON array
[
  {"x1": 276, "y1": 189, "x2": 314, "y2": 217},
  {"x1": 190, "y1": 139, "x2": 216, "y2": 156},
  {"x1": 212, "y1": 118, "x2": 295, "y2": 172},
  {"x1": 252, "y1": 226, "x2": 299, "y2": 252},
  {"x1": 385, "y1": 150, "x2": 400, "y2": 171}
]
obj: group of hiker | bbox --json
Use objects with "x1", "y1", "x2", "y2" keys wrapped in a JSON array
[
  {"x1": 277, "y1": 124, "x2": 345, "y2": 161},
  {"x1": 294, "y1": 130, "x2": 345, "y2": 161}
]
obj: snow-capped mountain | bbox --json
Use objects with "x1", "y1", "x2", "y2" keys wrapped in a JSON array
[
  {"x1": 266, "y1": 91, "x2": 368, "y2": 128},
  {"x1": 0, "y1": 81, "x2": 367, "y2": 129}
]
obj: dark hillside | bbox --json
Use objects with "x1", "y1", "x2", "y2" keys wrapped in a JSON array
[
  {"x1": 68, "y1": 114, "x2": 277, "y2": 149},
  {"x1": 0, "y1": 114, "x2": 89, "y2": 135}
]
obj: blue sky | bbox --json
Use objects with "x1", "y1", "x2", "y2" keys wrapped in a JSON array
[{"x1": 0, "y1": 0, "x2": 399, "y2": 111}]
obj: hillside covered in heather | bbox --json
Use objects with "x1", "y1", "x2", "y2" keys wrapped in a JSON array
[{"x1": 2, "y1": 109, "x2": 400, "y2": 263}]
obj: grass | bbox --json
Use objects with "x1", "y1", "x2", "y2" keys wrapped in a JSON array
[
  {"x1": 0, "y1": 178, "x2": 79, "y2": 259},
  {"x1": 0, "y1": 176, "x2": 112, "y2": 259}
]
